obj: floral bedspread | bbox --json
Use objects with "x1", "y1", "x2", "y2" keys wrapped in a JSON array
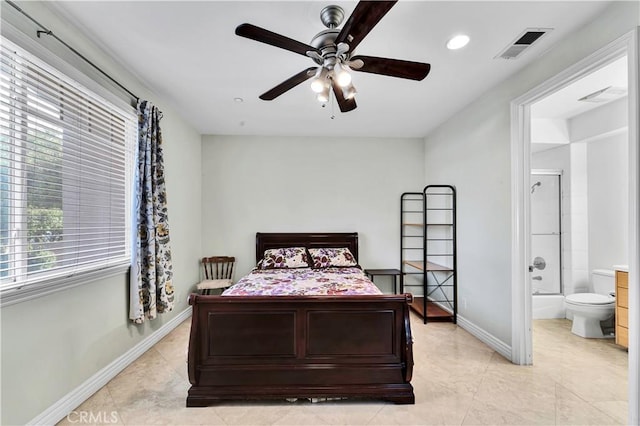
[{"x1": 221, "y1": 267, "x2": 382, "y2": 296}]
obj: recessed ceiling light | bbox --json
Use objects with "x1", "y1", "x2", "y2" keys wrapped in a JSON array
[
  {"x1": 233, "y1": 97, "x2": 244, "y2": 103},
  {"x1": 446, "y1": 34, "x2": 470, "y2": 50}
]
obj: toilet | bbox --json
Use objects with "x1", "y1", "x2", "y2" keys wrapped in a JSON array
[{"x1": 564, "y1": 269, "x2": 615, "y2": 338}]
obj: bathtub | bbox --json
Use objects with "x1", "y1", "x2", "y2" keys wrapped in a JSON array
[{"x1": 532, "y1": 294, "x2": 565, "y2": 319}]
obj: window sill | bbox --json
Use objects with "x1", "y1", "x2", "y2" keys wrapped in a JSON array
[{"x1": 0, "y1": 263, "x2": 130, "y2": 308}]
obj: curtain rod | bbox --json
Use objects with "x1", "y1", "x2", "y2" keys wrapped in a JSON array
[{"x1": 5, "y1": 0, "x2": 140, "y2": 104}]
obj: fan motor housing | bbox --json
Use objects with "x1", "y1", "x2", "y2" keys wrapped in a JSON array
[
  {"x1": 309, "y1": 5, "x2": 348, "y2": 66},
  {"x1": 310, "y1": 29, "x2": 339, "y2": 50}
]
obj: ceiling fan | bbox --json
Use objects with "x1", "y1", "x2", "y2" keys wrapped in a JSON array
[{"x1": 235, "y1": 0, "x2": 431, "y2": 113}]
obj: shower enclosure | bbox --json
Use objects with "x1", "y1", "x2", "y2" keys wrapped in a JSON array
[{"x1": 530, "y1": 171, "x2": 563, "y2": 316}]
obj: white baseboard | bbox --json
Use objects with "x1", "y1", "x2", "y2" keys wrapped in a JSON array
[
  {"x1": 456, "y1": 314, "x2": 512, "y2": 360},
  {"x1": 28, "y1": 307, "x2": 192, "y2": 426}
]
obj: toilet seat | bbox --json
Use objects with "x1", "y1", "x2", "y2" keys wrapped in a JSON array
[{"x1": 565, "y1": 293, "x2": 614, "y2": 306}]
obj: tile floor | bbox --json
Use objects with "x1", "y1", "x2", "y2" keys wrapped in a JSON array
[{"x1": 57, "y1": 315, "x2": 628, "y2": 425}]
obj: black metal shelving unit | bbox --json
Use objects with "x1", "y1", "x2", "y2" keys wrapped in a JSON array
[
  {"x1": 400, "y1": 185, "x2": 457, "y2": 324},
  {"x1": 400, "y1": 192, "x2": 424, "y2": 312}
]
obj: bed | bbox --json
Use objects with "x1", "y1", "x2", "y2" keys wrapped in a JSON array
[{"x1": 187, "y1": 232, "x2": 414, "y2": 406}]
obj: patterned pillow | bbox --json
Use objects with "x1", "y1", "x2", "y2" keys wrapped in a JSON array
[
  {"x1": 258, "y1": 247, "x2": 310, "y2": 269},
  {"x1": 308, "y1": 247, "x2": 357, "y2": 268}
]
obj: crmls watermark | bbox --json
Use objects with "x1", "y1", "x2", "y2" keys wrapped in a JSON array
[{"x1": 66, "y1": 410, "x2": 119, "y2": 424}]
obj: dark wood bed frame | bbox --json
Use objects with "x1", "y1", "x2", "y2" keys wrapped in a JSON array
[{"x1": 187, "y1": 232, "x2": 415, "y2": 406}]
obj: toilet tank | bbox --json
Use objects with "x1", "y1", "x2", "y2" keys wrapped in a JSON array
[{"x1": 591, "y1": 269, "x2": 615, "y2": 295}]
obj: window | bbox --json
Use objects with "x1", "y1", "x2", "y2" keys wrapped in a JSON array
[{"x1": 0, "y1": 37, "x2": 136, "y2": 302}]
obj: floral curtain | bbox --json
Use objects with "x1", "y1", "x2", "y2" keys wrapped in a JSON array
[{"x1": 129, "y1": 100, "x2": 174, "y2": 324}]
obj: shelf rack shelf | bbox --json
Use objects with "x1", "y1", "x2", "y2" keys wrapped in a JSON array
[{"x1": 400, "y1": 186, "x2": 457, "y2": 324}]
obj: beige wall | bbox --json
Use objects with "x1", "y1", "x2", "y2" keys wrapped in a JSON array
[
  {"x1": 2, "y1": 0, "x2": 638, "y2": 424},
  {"x1": 0, "y1": 2, "x2": 203, "y2": 425},
  {"x1": 200, "y1": 135, "x2": 424, "y2": 293},
  {"x1": 423, "y1": 1, "x2": 639, "y2": 346}
]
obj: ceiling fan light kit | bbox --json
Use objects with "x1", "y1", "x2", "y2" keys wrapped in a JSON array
[
  {"x1": 342, "y1": 82, "x2": 357, "y2": 100},
  {"x1": 310, "y1": 67, "x2": 329, "y2": 93},
  {"x1": 335, "y1": 62, "x2": 353, "y2": 87},
  {"x1": 317, "y1": 84, "x2": 331, "y2": 103},
  {"x1": 235, "y1": 0, "x2": 431, "y2": 113}
]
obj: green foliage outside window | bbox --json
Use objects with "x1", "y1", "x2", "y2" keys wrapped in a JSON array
[
  {"x1": 25, "y1": 129, "x2": 63, "y2": 273},
  {"x1": 27, "y1": 207, "x2": 62, "y2": 272}
]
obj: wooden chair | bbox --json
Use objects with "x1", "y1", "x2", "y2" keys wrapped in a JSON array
[{"x1": 196, "y1": 256, "x2": 235, "y2": 295}]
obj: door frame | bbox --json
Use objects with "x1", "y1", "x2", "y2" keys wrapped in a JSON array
[{"x1": 510, "y1": 29, "x2": 639, "y2": 425}]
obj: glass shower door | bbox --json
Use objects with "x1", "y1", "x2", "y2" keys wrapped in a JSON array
[{"x1": 530, "y1": 171, "x2": 562, "y2": 295}]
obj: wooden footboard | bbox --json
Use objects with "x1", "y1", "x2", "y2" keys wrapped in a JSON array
[{"x1": 187, "y1": 293, "x2": 414, "y2": 406}]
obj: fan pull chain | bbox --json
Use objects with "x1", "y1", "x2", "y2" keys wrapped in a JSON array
[{"x1": 330, "y1": 90, "x2": 336, "y2": 120}]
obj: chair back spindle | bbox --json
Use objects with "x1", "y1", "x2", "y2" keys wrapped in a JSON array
[{"x1": 198, "y1": 256, "x2": 236, "y2": 294}]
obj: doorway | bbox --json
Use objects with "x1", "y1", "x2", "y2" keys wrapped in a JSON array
[{"x1": 510, "y1": 30, "x2": 639, "y2": 424}]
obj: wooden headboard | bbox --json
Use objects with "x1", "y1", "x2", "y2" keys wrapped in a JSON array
[{"x1": 255, "y1": 232, "x2": 359, "y2": 264}]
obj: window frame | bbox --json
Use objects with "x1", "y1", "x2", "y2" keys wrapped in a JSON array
[{"x1": 0, "y1": 29, "x2": 136, "y2": 307}]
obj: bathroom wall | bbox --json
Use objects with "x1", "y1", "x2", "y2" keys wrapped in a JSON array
[
  {"x1": 569, "y1": 142, "x2": 590, "y2": 293},
  {"x1": 571, "y1": 97, "x2": 629, "y2": 271},
  {"x1": 586, "y1": 133, "x2": 629, "y2": 270},
  {"x1": 531, "y1": 96, "x2": 629, "y2": 297}
]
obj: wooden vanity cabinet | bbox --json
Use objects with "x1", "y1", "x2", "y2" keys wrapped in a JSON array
[{"x1": 615, "y1": 270, "x2": 629, "y2": 348}]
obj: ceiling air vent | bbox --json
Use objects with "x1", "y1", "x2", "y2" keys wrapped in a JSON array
[
  {"x1": 578, "y1": 86, "x2": 627, "y2": 103},
  {"x1": 495, "y1": 28, "x2": 553, "y2": 60}
]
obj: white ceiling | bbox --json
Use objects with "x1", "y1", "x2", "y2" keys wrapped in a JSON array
[
  {"x1": 530, "y1": 55, "x2": 627, "y2": 153},
  {"x1": 532, "y1": 55, "x2": 628, "y2": 120},
  {"x1": 47, "y1": 1, "x2": 613, "y2": 138}
]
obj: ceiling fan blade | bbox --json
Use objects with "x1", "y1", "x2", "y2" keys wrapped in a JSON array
[
  {"x1": 331, "y1": 79, "x2": 357, "y2": 113},
  {"x1": 236, "y1": 23, "x2": 321, "y2": 57},
  {"x1": 350, "y1": 55, "x2": 431, "y2": 81},
  {"x1": 335, "y1": 1, "x2": 397, "y2": 52},
  {"x1": 259, "y1": 67, "x2": 317, "y2": 101}
]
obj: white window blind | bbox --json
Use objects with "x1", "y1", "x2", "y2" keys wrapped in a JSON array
[{"x1": 0, "y1": 37, "x2": 136, "y2": 297}]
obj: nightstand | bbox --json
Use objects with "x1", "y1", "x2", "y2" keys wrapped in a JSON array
[{"x1": 364, "y1": 268, "x2": 403, "y2": 294}]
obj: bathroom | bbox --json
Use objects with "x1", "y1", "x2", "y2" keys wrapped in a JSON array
[{"x1": 529, "y1": 55, "x2": 628, "y2": 337}]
